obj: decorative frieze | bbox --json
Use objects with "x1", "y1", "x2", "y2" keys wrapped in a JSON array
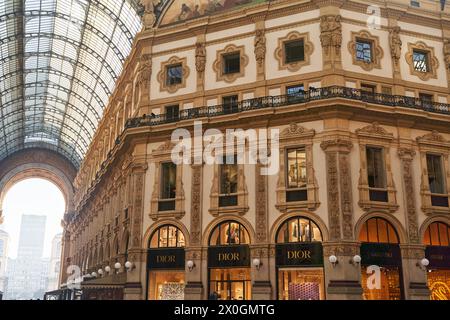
[
  {"x1": 190, "y1": 164, "x2": 203, "y2": 246},
  {"x1": 321, "y1": 138, "x2": 354, "y2": 241},
  {"x1": 398, "y1": 148, "x2": 419, "y2": 243},
  {"x1": 255, "y1": 162, "x2": 268, "y2": 243}
]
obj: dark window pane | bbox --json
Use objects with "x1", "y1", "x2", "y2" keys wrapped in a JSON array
[
  {"x1": 165, "y1": 105, "x2": 179, "y2": 121},
  {"x1": 166, "y1": 64, "x2": 183, "y2": 85},
  {"x1": 356, "y1": 40, "x2": 372, "y2": 63},
  {"x1": 285, "y1": 40, "x2": 305, "y2": 63},
  {"x1": 413, "y1": 50, "x2": 429, "y2": 72},
  {"x1": 427, "y1": 154, "x2": 446, "y2": 194},
  {"x1": 161, "y1": 162, "x2": 176, "y2": 199},
  {"x1": 223, "y1": 53, "x2": 240, "y2": 74},
  {"x1": 367, "y1": 147, "x2": 386, "y2": 189},
  {"x1": 286, "y1": 148, "x2": 307, "y2": 189},
  {"x1": 220, "y1": 155, "x2": 238, "y2": 195},
  {"x1": 222, "y1": 95, "x2": 239, "y2": 113}
]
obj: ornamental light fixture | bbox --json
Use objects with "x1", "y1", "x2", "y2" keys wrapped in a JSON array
[
  {"x1": 329, "y1": 255, "x2": 339, "y2": 267},
  {"x1": 125, "y1": 261, "x2": 134, "y2": 271},
  {"x1": 187, "y1": 260, "x2": 196, "y2": 272},
  {"x1": 104, "y1": 266, "x2": 111, "y2": 274},
  {"x1": 114, "y1": 262, "x2": 121, "y2": 273},
  {"x1": 98, "y1": 269, "x2": 103, "y2": 276},
  {"x1": 253, "y1": 258, "x2": 262, "y2": 271},
  {"x1": 416, "y1": 258, "x2": 430, "y2": 271},
  {"x1": 349, "y1": 255, "x2": 362, "y2": 266}
]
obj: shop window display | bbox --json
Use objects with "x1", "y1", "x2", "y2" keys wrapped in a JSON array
[
  {"x1": 423, "y1": 221, "x2": 450, "y2": 300},
  {"x1": 359, "y1": 217, "x2": 404, "y2": 300},
  {"x1": 147, "y1": 225, "x2": 186, "y2": 300},
  {"x1": 275, "y1": 216, "x2": 325, "y2": 300}
]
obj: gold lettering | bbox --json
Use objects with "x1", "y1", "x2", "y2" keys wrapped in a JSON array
[
  {"x1": 157, "y1": 255, "x2": 176, "y2": 263},
  {"x1": 218, "y1": 253, "x2": 240, "y2": 261},
  {"x1": 287, "y1": 250, "x2": 313, "y2": 260}
]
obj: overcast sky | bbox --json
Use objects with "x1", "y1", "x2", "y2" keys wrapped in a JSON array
[{"x1": 0, "y1": 178, "x2": 64, "y2": 259}]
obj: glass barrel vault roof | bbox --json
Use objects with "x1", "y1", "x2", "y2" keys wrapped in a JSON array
[{"x1": 0, "y1": 0, "x2": 143, "y2": 168}]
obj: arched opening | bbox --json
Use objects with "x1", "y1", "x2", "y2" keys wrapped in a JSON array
[
  {"x1": 423, "y1": 221, "x2": 450, "y2": 300},
  {"x1": 275, "y1": 216, "x2": 325, "y2": 300},
  {"x1": 0, "y1": 178, "x2": 66, "y2": 300},
  {"x1": 147, "y1": 225, "x2": 186, "y2": 300},
  {"x1": 208, "y1": 220, "x2": 251, "y2": 300},
  {"x1": 359, "y1": 217, "x2": 404, "y2": 300}
]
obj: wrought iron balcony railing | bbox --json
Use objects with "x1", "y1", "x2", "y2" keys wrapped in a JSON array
[{"x1": 125, "y1": 86, "x2": 450, "y2": 129}]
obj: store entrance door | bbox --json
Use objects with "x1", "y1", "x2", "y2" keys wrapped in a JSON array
[{"x1": 213, "y1": 280, "x2": 247, "y2": 300}]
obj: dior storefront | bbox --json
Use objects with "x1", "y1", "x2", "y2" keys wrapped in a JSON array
[
  {"x1": 207, "y1": 221, "x2": 252, "y2": 300},
  {"x1": 146, "y1": 225, "x2": 186, "y2": 300},
  {"x1": 275, "y1": 216, "x2": 325, "y2": 300}
]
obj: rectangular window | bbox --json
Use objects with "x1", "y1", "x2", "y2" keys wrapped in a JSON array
[
  {"x1": 381, "y1": 86, "x2": 392, "y2": 95},
  {"x1": 427, "y1": 154, "x2": 446, "y2": 194},
  {"x1": 284, "y1": 39, "x2": 305, "y2": 64},
  {"x1": 286, "y1": 84, "x2": 305, "y2": 104},
  {"x1": 356, "y1": 40, "x2": 373, "y2": 63},
  {"x1": 222, "y1": 95, "x2": 239, "y2": 114},
  {"x1": 366, "y1": 147, "x2": 386, "y2": 189},
  {"x1": 419, "y1": 93, "x2": 433, "y2": 102},
  {"x1": 413, "y1": 50, "x2": 429, "y2": 72},
  {"x1": 223, "y1": 53, "x2": 240, "y2": 74},
  {"x1": 286, "y1": 148, "x2": 307, "y2": 189},
  {"x1": 361, "y1": 84, "x2": 376, "y2": 101},
  {"x1": 165, "y1": 105, "x2": 179, "y2": 121},
  {"x1": 220, "y1": 155, "x2": 238, "y2": 195},
  {"x1": 161, "y1": 162, "x2": 177, "y2": 199},
  {"x1": 166, "y1": 64, "x2": 183, "y2": 86}
]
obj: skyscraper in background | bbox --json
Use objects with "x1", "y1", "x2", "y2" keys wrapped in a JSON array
[
  {"x1": 5, "y1": 215, "x2": 49, "y2": 300},
  {"x1": 0, "y1": 229, "x2": 10, "y2": 298},
  {"x1": 47, "y1": 233, "x2": 62, "y2": 292}
]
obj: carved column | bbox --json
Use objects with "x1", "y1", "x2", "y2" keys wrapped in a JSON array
[
  {"x1": 185, "y1": 164, "x2": 204, "y2": 300},
  {"x1": 124, "y1": 161, "x2": 148, "y2": 300},
  {"x1": 321, "y1": 138, "x2": 362, "y2": 300},
  {"x1": 251, "y1": 162, "x2": 272, "y2": 300},
  {"x1": 398, "y1": 148, "x2": 419, "y2": 243},
  {"x1": 400, "y1": 244, "x2": 430, "y2": 300}
]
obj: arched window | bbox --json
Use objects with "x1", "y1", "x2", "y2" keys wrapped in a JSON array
[
  {"x1": 423, "y1": 221, "x2": 450, "y2": 246},
  {"x1": 209, "y1": 221, "x2": 250, "y2": 246},
  {"x1": 149, "y1": 225, "x2": 186, "y2": 248},
  {"x1": 359, "y1": 217, "x2": 399, "y2": 244},
  {"x1": 276, "y1": 217, "x2": 323, "y2": 243}
]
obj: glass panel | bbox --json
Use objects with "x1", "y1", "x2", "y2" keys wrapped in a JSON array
[
  {"x1": 150, "y1": 231, "x2": 159, "y2": 248},
  {"x1": 361, "y1": 266, "x2": 402, "y2": 300},
  {"x1": 387, "y1": 223, "x2": 399, "y2": 244},
  {"x1": 427, "y1": 154, "x2": 446, "y2": 194},
  {"x1": 359, "y1": 222, "x2": 368, "y2": 242},
  {"x1": 277, "y1": 218, "x2": 322, "y2": 243},
  {"x1": 285, "y1": 40, "x2": 305, "y2": 63},
  {"x1": 159, "y1": 226, "x2": 169, "y2": 248},
  {"x1": 377, "y1": 219, "x2": 389, "y2": 243},
  {"x1": 427, "y1": 270, "x2": 450, "y2": 300},
  {"x1": 223, "y1": 53, "x2": 240, "y2": 74},
  {"x1": 356, "y1": 40, "x2": 372, "y2": 63},
  {"x1": 148, "y1": 271, "x2": 185, "y2": 300},
  {"x1": 367, "y1": 147, "x2": 386, "y2": 189},
  {"x1": 177, "y1": 230, "x2": 186, "y2": 248},
  {"x1": 161, "y1": 162, "x2": 177, "y2": 199},
  {"x1": 166, "y1": 64, "x2": 183, "y2": 85},
  {"x1": 430, "y1": 222, "x2": 440, "y2": 246},
  {"x1": 438, "y1": 223, "x2": 449, "y2": 246},
  {"x1": 168, "y1": 226, "x2": 178, "y2": 247},
  {"x1": 220, "y1": 155, "x2": 238, "y2": 195},
  {"x1": 209, "y1": 268, "x2": 251, "y2": 300},
  {"x1": 413, "y1": 50, "x2": 429, "y2": 72},
  {"x1": 367, "y1": 218, "x2": 379, "y2": 243},
  {"x1": 278, "y1": 268, "x2": 325, "y2": 300},
  {"x1": 286, "y1": 148, "x2": 307, "y2": 189}
]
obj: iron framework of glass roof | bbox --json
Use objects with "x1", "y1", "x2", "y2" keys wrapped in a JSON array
[{"x1": 0, "y1": 0, "x2": 144, "y2": 168}]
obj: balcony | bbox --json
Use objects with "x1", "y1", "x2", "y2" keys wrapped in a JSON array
[{"x1": 125, "y1": 86, "x2": 450, "y2": 129}]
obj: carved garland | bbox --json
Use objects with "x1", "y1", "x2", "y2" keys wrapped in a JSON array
[
  {"x1": 275, "y1": 123, "x2": 320, "y2": 213},
  {"x1": 356, "y1": 122, "x2": 398, "y2": 213}
]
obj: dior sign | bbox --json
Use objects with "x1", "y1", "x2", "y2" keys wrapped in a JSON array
[{"x1": 171, "y1": 121, "x2": 280, "y2": 175}]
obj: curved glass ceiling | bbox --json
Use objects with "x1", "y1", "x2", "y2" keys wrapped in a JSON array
[{"x1": 0, "y1": 0, "x2": 143, "y2": 168}]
